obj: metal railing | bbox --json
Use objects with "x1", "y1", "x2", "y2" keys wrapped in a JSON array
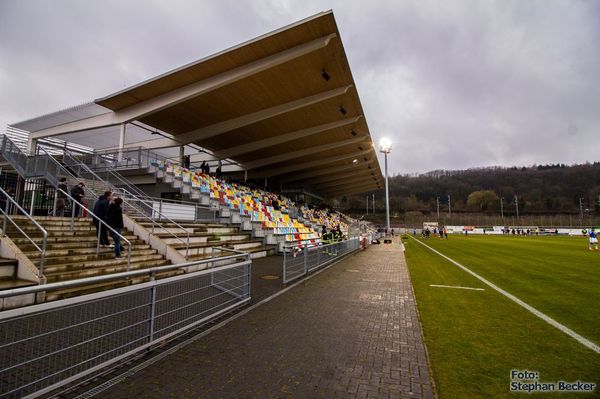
[
  {"x1": 57, "y1": 188, "x2": 132, "y2": 270},
  {"x1": 75, "y1": 150, "x2": 218, "y2": 223},
  {"x1": 60, "y1": 151, "x2": 191, "y2": 257},
  {"x1": 0, "y1": 253, "x2": 251, "y2": 399},
  {"x1": 78, "y1": 146, "x2": 165, "y2": 171},
  {"x1": 282, "y1": 237, "x2": 360, "y2": 284},
  {"x1": 0, "y1": 187, "x2": 48, "y2": 279}
]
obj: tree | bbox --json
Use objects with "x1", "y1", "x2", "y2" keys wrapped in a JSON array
[{"x1": 466, "y1": 190, "x2": 499, "y2": 211}]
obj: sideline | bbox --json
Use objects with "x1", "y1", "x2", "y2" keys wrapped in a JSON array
[
  {"x1": 429, "y1": 284, "x2": 484, "y2": 291},
  {"x1": 70, "y1": 249, "x2": 361, "y2": 399},
  {"x1": 410, "y1": 236, "x2": 600, "y2": 355}
]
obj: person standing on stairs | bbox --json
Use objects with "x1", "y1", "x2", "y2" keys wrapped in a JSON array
[
  {"x1": 93, "y1": 191, "x2": 112, "y2": 248},
  {"x1": 55, "y1": 177, "x2": 68, "y2": 217},
  {"x1": 106, "y1": 197, "x2": 125, "y2": 259},
  {"x1": 70, "y1": 182, "x2": 85, "y2": 217}
]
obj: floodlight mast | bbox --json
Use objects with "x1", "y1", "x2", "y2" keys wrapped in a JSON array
[{"x1": 379, "y1": 138, "x2": 392, "y2": 233}]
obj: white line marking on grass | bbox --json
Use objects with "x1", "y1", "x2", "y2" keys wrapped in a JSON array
[
  {"x1": 411, "y1": 237, "x2": 600, "y2": 354},
  {"x1": 430, "y1": 284, "x2": 485, "y2": 291}
]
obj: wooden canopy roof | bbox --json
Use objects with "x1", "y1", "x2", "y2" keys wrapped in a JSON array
[{"x1": 25, "y1": 11, "x2": 384, "y2": 197}]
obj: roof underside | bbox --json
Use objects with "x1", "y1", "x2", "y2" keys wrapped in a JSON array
[{"x1": 13, "y1": 10, "x2": 383, "y2": 198}]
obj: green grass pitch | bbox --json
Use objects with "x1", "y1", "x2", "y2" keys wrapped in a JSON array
[{"x1": 403, "y1": 234, "x2": 600, "y2": 398}]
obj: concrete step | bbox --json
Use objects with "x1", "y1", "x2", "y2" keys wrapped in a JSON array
[
  {"x1": 17, "y1": 239, "x2": 148, "y2": 252},
  {"x1": 170, "y1": 237, "x2": 252, "y2": 250},
  {"x1": 0, "y1": 258, "x2": 18, "y2": 279},
  {"x1": 161, "y1": 236, "x2": 209, "y2": 245},
  {"x1": 134, "y1": 220, "x2": 226, "y2": 229},
  {"x1": 246, "y1": 245, "x2": 278, "y2": 259},
  {"x1": 4, "y1": 215, "x2": 90, "y2": 223},
  {"x1": 11, "y1": 233, "x2": 138, "y2": 244},
  {"x1": 228, "y1": 241, "x2": 263, "y2": 251},
  {"x1": 22, "y1": 245, "x2": 152, "y2": 259},
  {"x1": 5, "y1": 225, "x2": 97, "y2": 234},
  {"x1": 44, "y1": 258, "x2": 171, "y2": 283},
  {"x1": 35, "y1": 249, "x2": 158, "y2": 266},
  {"x1": 206, "y1": 227, "x2": 239, "y2": 234},
  {"x1": 0, "y1": 276, "x2": 37, "y2": 290},
  {"x1": 43, "y1": 254, "x2": 166, "y2": 275},
  {"x1": 44, "y1": 268, "x2": 183, "y2": 302}
]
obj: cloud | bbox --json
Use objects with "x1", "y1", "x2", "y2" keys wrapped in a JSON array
[{"x1": 0, "y1": 0, "x2": 598, "y2": 174}]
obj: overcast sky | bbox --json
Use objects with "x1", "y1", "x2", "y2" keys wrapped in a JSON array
[{"x1": 0, "y1": 0, "x2": 598, "y2": 175}]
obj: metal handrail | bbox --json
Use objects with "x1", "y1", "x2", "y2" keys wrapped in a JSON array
[
  {"x1": 62, "y1": 152, "x2": 191, "y2": 257},
  {"x1": 0, "y1": 187, "x2": 48, "y2": 280},
  {"x1": 84, "y1": 153, "x2": 215, "y2": 215},
  {"x1": 0, "y1": 252, "x2": 251, "y2": 299},
  {"x1": 58, "y1": 188, "x2": 132, "y2": 271},
  {"x1": 35, "y1": 146, "x2": 188, "y2": 258}
]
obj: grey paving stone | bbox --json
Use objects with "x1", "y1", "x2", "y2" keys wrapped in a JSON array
[{"x1": 99, "y1": 243, "x2": 435, "y2": 398}]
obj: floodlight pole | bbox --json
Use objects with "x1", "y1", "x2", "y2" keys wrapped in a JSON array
[
  {"x1": 384, "y1": 150, "x2": 390, "y2": 232},
  {"x1": 500, "y1": 197, "x2": 504, "y2": 220},
  {"x1": 379, "y1": 143, "x2": 392, "y2": 233},
  {"x1": 515, "y1": 195, "x2": 519, "y2": 223},
  {"x1": 448, "y1": 194, "x2": 451, "y2": 218},
  {"x1": 579, "y1": 197, "x2": 584, "y2": 221},
  {"x1": 436, "y1": 196, "x2": 440, "y2": 219}
]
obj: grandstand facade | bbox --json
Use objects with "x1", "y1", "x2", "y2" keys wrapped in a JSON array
[{"x1": 0, "y1": 10, "x2": 384, "y2": 398}]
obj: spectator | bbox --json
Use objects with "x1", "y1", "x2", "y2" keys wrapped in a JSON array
[
  {"x1": 93, "y1": 191, "x2": 112, "y2": 247},
  {"x1": 183, "y1": 155, "x2": 191, "y2": 169},
  {"x1": 55, "y1": 177, "x2": 68, "y2": 217},
  {"x1": 106, "y1": 197, "x2": 124, "y2": 259},
  {"x1": 70, "y1": 182, "x2": 85, "y2": 217}
]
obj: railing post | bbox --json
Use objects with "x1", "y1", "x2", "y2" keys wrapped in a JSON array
[
  {"x1": 2, "y1": 202, "x2": 7, "y2": 237},
  {"x1": 282, "y1": 248, "x2": 287, "y2": 283},
  {"x1": 29, "y1": 183, "x2": 35, "y2": 215},
  {"x1": 148, "y1": 278, "x2": 157, "y2": 346},
  {"x1": 303, "y1": 245, "x2": 308, "y2": 276},
  {"x1": 70, "y1": 199, "x2": 75, "y2": 232},
  {"x1": 246, "y1": 256, "x2": 251, "y2": 297},
  {"x1": 96, "y1": 220, "x2": 101, "y2": 256},
  {"x1": 127, "y1": 243, "x2": 132, "y2": 272},
  {"x1": 52, "y1": 188, "x2": 58, "y2": 217},
  {"x1": 39, "y1": 232, "x2": 48, "y2": 280},
  {"x1": 185, "y1": 231, "x2": 190, "y2": 258}
]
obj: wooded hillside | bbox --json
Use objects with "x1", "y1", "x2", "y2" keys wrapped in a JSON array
[{"x1": 341, "y1": 162, "x2": 600, "y2": 216}]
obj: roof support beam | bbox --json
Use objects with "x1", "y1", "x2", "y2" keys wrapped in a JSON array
[
  {"x1": 214, "y1": 116, "x2": 361, "y2": 159},
  {"x1": 279, "y1": 160, "x2": 375, "y2": 183},
  {"x1": 310, "y1": 168, "x2": 375, "y2": 185},
  {"x1": 259, "y1": 149, "x2": 371, "y2": 178},
  {"x1": 100, "y1": 85, "x2": 354, "y2": 150},
  {"x1": 30, "y1": 33, "x2": 338, "y2": 140},
  {"x1": 327, "y1": 185, "x2": 380, "y2": 198},
  {"x1": 320, "y1": 177, "x2": 379, "y2": 190},
  {"x1": 243, "y1": 136, "x2": 367, "y2": 169},
  {"x1": 161, "y1": 85, "x2": 353, "y2": 148},
  {"x1": 314, "y1": 176, "x2": 378, "y2": 190},
  {"x1": 313, "y1": 172, "x2": 376, "y2": 188}
]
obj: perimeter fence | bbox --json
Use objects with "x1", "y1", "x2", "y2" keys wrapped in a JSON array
[
  {"x1": 282, "y1": 238, "x2": 360, "y2": 284},
  {"x1": 0, "y1": 252, "x2": 250, "y2": 399}
]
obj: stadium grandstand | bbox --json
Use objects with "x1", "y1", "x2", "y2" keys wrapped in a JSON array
[{"x1": 0, "y1": 11, "x2": 390, "y2": 398}]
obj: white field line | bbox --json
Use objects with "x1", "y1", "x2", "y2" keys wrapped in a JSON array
[
  {"x1": 411, "y1": 237, "x2": 600, "y2": 355},
  {"x1": 430, "y1": 284, "x2": 485, "y2": 291}
]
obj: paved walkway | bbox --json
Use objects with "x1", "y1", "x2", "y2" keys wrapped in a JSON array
[{"x1": 99, "y1": 243, "x2": 434, "y2": 399}]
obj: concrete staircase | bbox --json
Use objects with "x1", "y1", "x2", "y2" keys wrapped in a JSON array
[
  {"x1": 4, "y1": 216, "x2": 176, "y2": 301},
  {"x1": 133, "y1": 219, "x2": 277, "y2": 260}
]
